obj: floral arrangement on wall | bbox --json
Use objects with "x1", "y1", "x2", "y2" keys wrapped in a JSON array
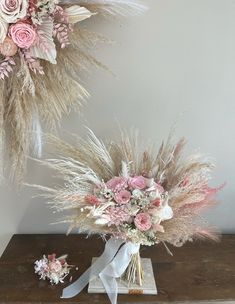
[{"x1": 0, "y1": 0, "x2": 146, "y2": 183}]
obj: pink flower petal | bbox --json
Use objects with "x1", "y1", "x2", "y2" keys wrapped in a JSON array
[
  {"x1": 114, "y1": 190, "x2": 131, "y2": 204},
  {"x1": 129, "y1": 176, "x2": 147, "y2": 190}
]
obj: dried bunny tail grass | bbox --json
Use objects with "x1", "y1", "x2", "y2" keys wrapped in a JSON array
[{"x1": 61, "y1": 0, "x2": 148, "y2": 17}]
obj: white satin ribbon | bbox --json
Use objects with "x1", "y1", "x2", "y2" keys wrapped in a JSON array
[
  {"x1": 99, "y1": 241, "x2": 140, "y2": 304},
  {"x1": 32, "y1": 109, "x2": 42, "y2": 157},
  {"x1": 61, "y1": 238, "x2": 140, "y2": 304}
]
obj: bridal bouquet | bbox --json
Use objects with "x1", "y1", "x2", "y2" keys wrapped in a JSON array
[
  {"x1": 82, "y1": 173, "x2": 173, "y2": 246},
  {"x1": 0, "y1": 0, "x2": 146, "y2": 183},
  {"x1": 34, "y1": 129, "x2": 222, "y2": 304}
]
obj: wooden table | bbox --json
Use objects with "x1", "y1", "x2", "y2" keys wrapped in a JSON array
[{"x1": 0, "y1": 234, "x2": 235, "y2": 303}]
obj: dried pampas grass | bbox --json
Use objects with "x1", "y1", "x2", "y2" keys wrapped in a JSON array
[
  {"x1": 0, "y1": 0, "x2": 147, "y2": 184},
  {"x1": 30, "y1": 128, "x2": 223, "y2": 247}
]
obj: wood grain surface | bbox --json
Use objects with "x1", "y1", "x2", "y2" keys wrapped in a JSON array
[{"x1": 0, "y1": 234, "x2": 234, "y2": 303}]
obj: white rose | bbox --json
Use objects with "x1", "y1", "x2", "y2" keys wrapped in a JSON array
[
  {"x1": 0, "y1": 0, "x2": 28, "y2": 23},
  {"x1": 0, "y1": 17, "x2": 8, "y2": 43}
]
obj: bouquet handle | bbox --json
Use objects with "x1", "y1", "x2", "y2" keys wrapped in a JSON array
[{"x1": 61, "y1": 238, "x2": 139, "y2": 304}]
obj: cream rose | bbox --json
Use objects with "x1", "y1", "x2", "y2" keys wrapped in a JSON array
[
  {"x1": 0, "y1": 17, "x2": 8, "y2": 43},
  {"x1": 0, "y1": 0, "x2": 28, "y2": 23},
  {"x1": 10, "y1": 22, "x2": 36, "y2": 48}
]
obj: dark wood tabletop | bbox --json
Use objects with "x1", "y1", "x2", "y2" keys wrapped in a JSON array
[{"x1": 0, "y1": 234, "x2": 235, "y2": 303}]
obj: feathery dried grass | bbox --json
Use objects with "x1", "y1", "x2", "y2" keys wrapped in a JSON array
[
  {"x1": 31, "y1": 129, "x2": 222, "y2": 247},
  {"x1": 1, "y1": 1, "x2": 147, "y2": 184}
]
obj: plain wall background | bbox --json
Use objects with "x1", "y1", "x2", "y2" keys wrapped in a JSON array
[{"x1": 1, "y1": 0, "x2": 235, "y2": 256}]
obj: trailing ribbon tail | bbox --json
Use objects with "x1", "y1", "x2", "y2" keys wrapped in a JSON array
[
  {"x1": 61, "y1": 238, "x2": 124, "y2": 299},
  {"x1": 61, "y1": 238, "x2": 140, "y2": 304},
  {"x1": 31, "y1": 109, "x2": 42, "y2": 157},
  {"x1": 99, "y1": 242, "x2": 140, "y2": 304}
]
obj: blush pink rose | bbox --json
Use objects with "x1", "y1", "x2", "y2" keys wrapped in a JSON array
[
  {"x1": 129, "y1": 176, "x2": 147, "y2": 190},
  {"x1": 10, "y1": 22, "x2": 36, "y2": 49},
  {"x1": 114, "y1": 190, "x2": 131, "y2": 204},
  {"x1": 106, "y1": 177, "x2": 127, "y2": 191},
  {"x1": 49, "y1": 260, "x2": 62, "y2": 273},
  {"x1": 134, "y1": 213, "x2": 152, "y2": 231}
]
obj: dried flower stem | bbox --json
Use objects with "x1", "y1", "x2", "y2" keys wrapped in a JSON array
[
  {"x1": 122, "y1": 251, "x2": 143, "y2": 286},
  {"x1": 0, "y1": 57, "x2": 16, "y2": 79}
]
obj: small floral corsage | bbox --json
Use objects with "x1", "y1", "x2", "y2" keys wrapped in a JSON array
[{"x1": 34, "y1": 253, "x2": 72, "y2": 285}]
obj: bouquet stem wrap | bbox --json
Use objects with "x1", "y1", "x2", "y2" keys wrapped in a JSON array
[{"x1": 62, "y1": 238, "x2": 140, "y2": 304}]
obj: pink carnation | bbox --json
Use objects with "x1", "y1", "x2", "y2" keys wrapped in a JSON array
[
  {"x1": 134, "y1": 213, "x2": 152, "y2": 231},
  {"x1": 85, "y1": 194, "x2": 100, "y2": 206},
  {"x1": 151, "y1": 199, "x2": 161, "y2": 207},
  {"x1": 105, "y1": 206, "x2": 130, "y2": 226},
  {"x1": 10, "y1": 22, "x2": 36, "y2": 49},
  {"x1": 129, "y1": 176, "x2": 147, "y2": 190},
  {"x1": 114, "y1": 190, "x2": 131, "y2": 204},
  {"x1": 106, "y1": 177, "x2": 127, "y2": 191}
]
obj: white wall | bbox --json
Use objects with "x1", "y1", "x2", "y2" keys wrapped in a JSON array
[{"x1": 1, "y1": 0, "x2": 235, "y2": 256}]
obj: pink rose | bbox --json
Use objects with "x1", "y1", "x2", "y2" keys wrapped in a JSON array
[
  {"x1": 106, "y1": 177, "x2": 127, "y2": 191},
  {"x1": 114, "y1": 190, "x2": 131, "y2": 204},
  {"x1": 85, "y1": 194, "x2": 100, "y2": 206},
  {"x1": 49, "y1": 260, "x2": 62, "y2": 273},
  {"x1": 10, "y1": 22, "x2": 36, "y2": 49},
  {"x1": 0, "y1": 0, "x2": 28, "y2": 23},
  {"x1": 129, "y1": 176, "x2": 147, "y2": 190},
  {"x1": 134, "y1": 213, "x2": 152, "y2": 231}
]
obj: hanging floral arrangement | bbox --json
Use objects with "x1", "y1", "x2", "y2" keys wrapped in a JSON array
[{"x1": 0, "y1": 0, "x2": 146, "y2": 183}]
